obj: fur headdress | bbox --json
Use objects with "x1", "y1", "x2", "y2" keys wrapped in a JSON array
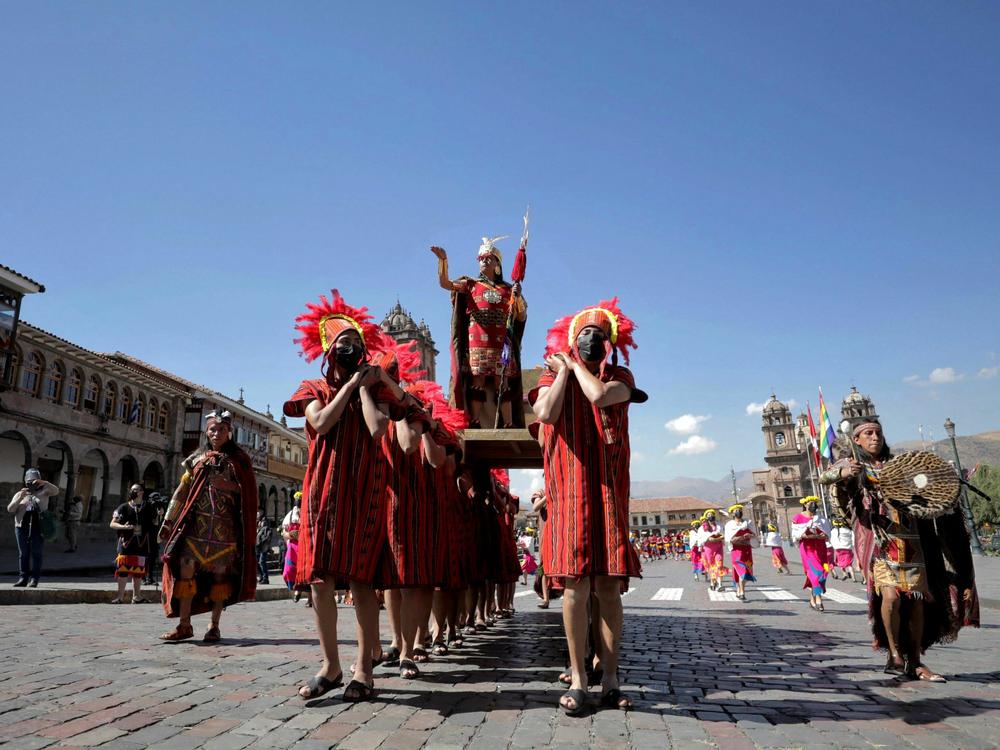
[
  {"x1": 294, "y1": 289, "x2": 387, "y2": 363},
  {"x1": 544, "y1": 297, "x2": 638, "y2": 368}
]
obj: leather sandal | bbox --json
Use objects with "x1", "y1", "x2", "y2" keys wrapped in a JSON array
[
  {"x1": 343, "y1": 679, "x2": 375, "y2": 702},
  {"x1": 160, "y1": 623, "x2": 194, "y2": 641},
  {"x1": 560, "y1": 688, "x2": 588, "y2": 717},
  {"x1": 203, "y1": 626, "x2": 221, "y2": 643},
  {"x1": 299, "y1": 672, "x2": 344, "y2": 699},
  {"x1": 914, "y1": 666, "x2": 946, "y2": 682}
]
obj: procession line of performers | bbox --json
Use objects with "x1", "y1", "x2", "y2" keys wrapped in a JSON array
[{"x1": 147, "y1": 236, "x2": 979, "y2": 711}]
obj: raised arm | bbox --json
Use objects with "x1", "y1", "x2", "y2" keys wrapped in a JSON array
[
  {"x1": 431, "y1": 246, "x2": 466, "y2": 293},
  {"x1": 305, "y1": 370, "x2": 364, "y2": 435},
  {"x1": 570, "y1": 360, "x2": 632, "y2": 408},
  {"x1": 420, "y1": 425, "x2": 448, "y2": 468},
  {"x1": 358, "y1": 367, "x2": 390, "y2": 439}
]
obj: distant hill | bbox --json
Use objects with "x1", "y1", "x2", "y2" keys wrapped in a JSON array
[
  {"x1": 632, "y1": 469, "x2": 756, "y2": 502},
  {"x1": 893, "y1": 430, "x2": 1000, "y2": 468},
  {"x1": 631, "y1": 432, "x2": 1000, "y2": 502}
]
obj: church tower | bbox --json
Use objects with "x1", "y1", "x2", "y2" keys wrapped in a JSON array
[
  {"x1": 380, "y1": 301, "x2": 438, "y2": 381},
  {"x1": 840, "y1": 386, "x2": 879, "y2": 433},
  {"x1": 761, "y1": 394, "x2": 808, "y2": 500}
]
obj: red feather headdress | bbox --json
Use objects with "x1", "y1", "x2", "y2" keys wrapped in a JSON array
[
  {"x1": 544, "y1": 297, "x2": 637, "y2": 367},
  {"x1": 294, "y1": 289, "x2": 388, "y2": 363},
  {"x1": 490, "y1": 468, "x2": 510, "y2": 487},
  {"x1": 375, "y1": 340, "x2": 427, "y2": 385},
  {"x1": 405, "y1": 379, "x2": 468, "y2": 436}
]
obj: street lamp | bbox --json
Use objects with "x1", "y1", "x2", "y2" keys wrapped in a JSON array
[{"x1": 944, "y1": 418, "x2": 985, "y2": 556}]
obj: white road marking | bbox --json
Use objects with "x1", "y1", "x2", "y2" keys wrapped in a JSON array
[
  {"x1": 756, "y1": 586, "x2": 799, "y2": 601},
  {"x1": 514, "y1": 590, "x2": 534, "y2": 598},
  {"x1": 823, "y1": 587, "x2": 867, "y2": 604},
  {"x1": 708, "y1": 589, "x2": 740, "y2": 602},
  {"x1": 622, "y1": 587, "x2": 636, "y2": 596},
  {"x1": 651, "y1": 587, "x2": 683, "y2": 601}
]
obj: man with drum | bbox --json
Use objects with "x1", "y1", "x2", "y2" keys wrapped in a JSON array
[{"x1": 822, "y1": 420, "x2": 979, "y2": 681}]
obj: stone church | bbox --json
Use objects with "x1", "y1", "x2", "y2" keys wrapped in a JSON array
[{"x1": 747, "y1": 387, "x2": 879, "y2": 536}]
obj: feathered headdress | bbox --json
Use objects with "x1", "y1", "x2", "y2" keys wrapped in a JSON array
[
  {"x1": 544, "y1": 297, "x2": 638, "y2": 368},
  {"x1": 404, "y1": 379, "x2": 469, "y2": 436},
  {"x1": 491, "y1": 468, "x2": 510, "y2": 487},
  {"x1": 294, "y1": 289, "x2": 387, "y2": 363},
  {"x1": 375, "y1": 340, "x2": 427, "y2": 385},
  {"x1": 478, "y1": 235, "x2": 508, "y2": 262}
]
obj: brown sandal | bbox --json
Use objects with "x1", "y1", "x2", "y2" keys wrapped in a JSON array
[
  {"x1": 160, "y1": 623, "x2": 194, "y2": 641},
  {"x1": 203, "y1": 626, "x2": 221, "y2": 643}
]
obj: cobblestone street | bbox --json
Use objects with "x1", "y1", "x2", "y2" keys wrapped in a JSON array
[{"x1": 1, "y1": 557, "x2": 998, "y2": 749}]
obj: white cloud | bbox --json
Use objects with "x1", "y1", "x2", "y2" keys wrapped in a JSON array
[
  {"x1": 929, "y1": 367, "x2": 963, "y2": 384},
  {"x1": 745, "y1": 402, "x2": 766, "y2": 416},
  {"x1": 631, "y1": 451, "x2": 647, "y2": 465},
  {"x1": 903, "y1": 374, "x2": 920, "y2": 384},
  {"x1": 664, "y1": 414, "x2": 710, "y2": 434},
  {"x1": 669, "y1": 435, "x2": 718, "y2": 455},
  {"x1": 510, "y1": 469, "x2": 544, "y2": 508},
  {"x1": 978, "y1": 366, "x2": 999, "y2": 380},
  {"x1": 786, "y1": 399, "x2": 799, "y2": 411}
]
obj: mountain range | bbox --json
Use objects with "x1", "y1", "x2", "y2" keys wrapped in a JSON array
[{"x1": 631, "y1": 431, "x2": 1000, "y2": 501}]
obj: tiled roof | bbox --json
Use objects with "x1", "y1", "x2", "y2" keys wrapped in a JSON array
[
  {"x1": 628, "y1": 497, "x2": 718, "y2": 512},
  {"x1": 0, "y1": 264, "x2": 45, "y2": 293}
]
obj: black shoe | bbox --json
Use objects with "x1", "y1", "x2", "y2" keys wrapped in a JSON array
[
  {"x1": 28, "y1": 578, "x2": 38, "y2": 588},
  {"x1": 13, "y1": 577, "x2": 28, "y2": 588}
]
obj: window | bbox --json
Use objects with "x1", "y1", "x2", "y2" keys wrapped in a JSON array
[
  {"x1": 133, "y1": 394, "x2": 145, "y2": 426},
  {"x1": 119, "y1": 387, "x2": 132, "y2": 422},
  {"x1": 103, "y1": 381, "x2": 117, "y2": 417},
  {"x1": 641, "y1": 515, "x2": 648, "y2": 526},
  {"x1": 20, "y1": 351, "x2": 43, "y2": 396},
  {"x1": 83, "y1": 375, "x2": 101, "y2": 413},
  {"x1": 158, "y1": 404, "x2": 169, "y2": 434},
  {"x1": 781, "y1": 466, "x2": 790, "y2": 475},
  {"x1": 783, "y1": 485, "x2": 793, "y2": 497},
  {"x1": 3, "y1": 346, "x2": 20, "y2": 387},
  {"x1": 42, "y1": 360, "x2": 64, "y2": 402},
  {"x1": 147, "y1": 398, "x2": 157, "y2": 430},
  {"x1": 655, "y1": 515, "x2": 662, "y2": 525},
  {"x1": 64, "y1": 368, "x2": 82, "y2": 408}
]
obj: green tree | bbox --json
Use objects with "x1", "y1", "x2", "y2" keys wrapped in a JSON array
[{"x1": 967, "y1": 463, "x2": 1000, "y2": 531}]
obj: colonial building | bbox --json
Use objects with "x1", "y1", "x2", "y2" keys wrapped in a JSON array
[
  {"x1": 104, "y1": 353, "x2": 308, "y2": 523},
  {"x1": 381, "y1": 301, "x2": 438, "y2": 381},
  {"x1": 0, "y1": 322, "x2": 189, "y2": 528},
  {"x1": 629, "y1": 497, "x2": 717, "y2": 536}
]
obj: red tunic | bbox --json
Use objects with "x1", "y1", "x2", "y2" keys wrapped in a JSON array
[
  {"x1": 457, "y1": 277, "x2": 520, "y2": 377},
  {"x1": 530, "y1": 366, "x2": 642, "y2": 579},
  {"x1": 377, "y1": 420, "x2": 437, "y2": 588},
  {"x1": 430, "y1": 438, "x2": 470, "y2": 590},
  {"x1": 283, "y1": 378, "x2": 406, "y2": 585}
]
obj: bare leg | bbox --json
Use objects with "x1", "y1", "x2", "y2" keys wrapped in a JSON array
[
  {"x1": 385, "y1": 589, "x2": 402, "y2": 652},
  {"x1": 403, "y1": 588, "x2": 433, "y2": 663},
  {"x1": 907, "y1": 597, "x2": 924, "y2": 664},
  {"x1": 298, "y1": 580, "x2": 341, "y2": 697},
  {"x1": 560, "y1": 576, "x2": 592, "y2": 711},
  {"x1": 880, "y1": 588, "x2": 904, "y2": 667},
  {"x1": 470, "y1": 375, "x2": 486, "y2": 425},
  {"x1": 132, "y1": 576, "x2": 142, "y2": 602},
  {"x1": 115, "y1": 577, "x2": 128, "y2": 601},
  {"x1": 431, "y1": 590, "x2": 449, "y2": 644},
  {"x1": 349, "y1": 582, "x2": 380, "y2": 688},
  {"x1": 541, "y1": 575, "x2": 550, "y2": 604}
]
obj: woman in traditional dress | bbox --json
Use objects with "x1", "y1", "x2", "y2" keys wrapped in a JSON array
[
  {"x1": 109, "y1": 484, "x2": 155, "y2": 604},
  {"x1": 830, "y1": 516, "x2": 857, "y2": 582},
  {"x1": 724, "y1": 503, "x2": 756, "y2": 601},
  {"x1": 791, "y1": 496, "x2": 832, "y2": 611},
  {"x1": 821, "y1": 420, "x2": 979, "y2": 680},
  {"x1": 689, "y1": 521, "x2": 705, "y2": 581},
  {"x1": 697, "y1": 510, "x2": 728, "y2": 591},
  {"x1": 763, "y1": 523, "x2": 790, "y2": 574},
  {"x1": 158, "y1": 411, "x2": 258, "y2": 642}
]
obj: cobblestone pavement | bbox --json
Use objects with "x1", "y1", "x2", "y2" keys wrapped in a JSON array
[{"x1": 1, "y1": 557, "x2": 998, "y2": 749}]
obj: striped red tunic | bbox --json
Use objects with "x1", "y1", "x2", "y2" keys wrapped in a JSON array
[
  {"x1": 530, "y1": 366, "x2": 642, "y2": 579},
  {"x1": 283, "y1": 378, "x2": 405, "y2": 585}
]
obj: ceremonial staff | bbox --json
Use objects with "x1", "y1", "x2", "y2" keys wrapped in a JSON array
[{"x1": 495, "y1": 206, "x2": 529, "y2": 429}]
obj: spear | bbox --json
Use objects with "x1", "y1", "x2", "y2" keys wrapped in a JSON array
[{"x1": 494, "y1": 206, "x2": 530, "y2": 429}]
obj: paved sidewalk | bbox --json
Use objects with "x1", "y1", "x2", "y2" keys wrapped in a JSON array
[{"x1": 0, "y1": 559, "x2": 996, "y2": 749}]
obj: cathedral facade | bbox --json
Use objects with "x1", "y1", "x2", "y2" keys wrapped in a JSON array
[{"x1": 381, "y1": 301, "x2": 438, "y2": 381}]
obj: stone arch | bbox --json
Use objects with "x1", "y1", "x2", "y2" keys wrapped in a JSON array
[
  {"x1": 78, "y1": 448, "x2": 110, "y2": 523},
  {"x1": 267, "y1": 486, "x2": 278, "y2": 518},
  {"x1": 39, "y1": 440, "x2": 75, "y2": 508},
  {"x1": 142, "y1": 460, "x2": 164, "y2": 492},
  {"x1": 116, "y1": 455, "x2": 140, "y2": 514},
  {"x1": 0, "y1": 430, "x2": 32, "y2": 499}
]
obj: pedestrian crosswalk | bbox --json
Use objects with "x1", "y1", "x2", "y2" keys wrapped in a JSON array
[
  {"x1": 515, "y1": 583, "x2": 866, "y2": 606},
  {"x1": 707, "y1": 589, "x2": 741, "y2": 602},
  {"x1": 822, "y1": 587, "x2": 867, "y2": 604},
  {"x1": 651, "y1": 587, "x2": 684, "y2": 601},
  {"x1": 757, "y1": 585, "x2": 800, "y2": 601}
]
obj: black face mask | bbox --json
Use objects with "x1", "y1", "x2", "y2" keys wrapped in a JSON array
[
  {"x1": 576, "y1": 332, "x2": 606, "y2": 362},
  {"x1": 335, "y1": 344, "x2": 364, "y2": 373},
  {"x1": 706, "y1": 515, "x2": 716, "y2": 524},
  {"x1": 734, "y1": 511, "x2": 743, "y2": 520},
  {"x1": 806, "y1": 502, "x2": 818, "y2": 514}
]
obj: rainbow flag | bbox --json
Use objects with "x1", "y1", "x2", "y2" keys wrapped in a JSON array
[{"x1": 818, "y1": 388, "x2": 838, "y2": 462}]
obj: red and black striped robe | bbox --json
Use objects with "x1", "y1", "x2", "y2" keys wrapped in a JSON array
[
  {"x1": 283, "y1": 378, "x2": 406, "y2": 586},
  {"x1": 530, "y1": 366, "x2": 642, "y2": 579}
]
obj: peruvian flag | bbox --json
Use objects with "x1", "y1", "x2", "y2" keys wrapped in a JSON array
[{"x1": 805, "y1": 402, "x2": 822, "y2": 468}]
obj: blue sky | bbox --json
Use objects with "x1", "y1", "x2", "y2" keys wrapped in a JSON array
[{"x1": 3, "y1": 3, "x2": 999, "y2": 498}]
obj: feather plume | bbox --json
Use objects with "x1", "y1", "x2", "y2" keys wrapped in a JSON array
[{"x1": 293, "y1": 289, "x2": 387, "y2": 362}]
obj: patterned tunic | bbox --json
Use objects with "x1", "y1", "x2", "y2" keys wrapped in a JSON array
[
  {"x1": 530, "y1": 366, "x2": 641, "y2": 578},
  {"x1": 457, "y1": 277, "x2": 520, "y2": 377},
  {"x1": 180, "y1": 454, "x2": 241, "y2": 573},
  {"x1": 283, "y1": 378, "x2": 407, "y2": 585}
]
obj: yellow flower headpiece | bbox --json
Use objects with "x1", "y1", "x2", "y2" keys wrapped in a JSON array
[
  {"x1": 701, "y1": 508, "x2": 719, "y2": 522},
  {"x1": 767, "y1": 523, "x2": 777, "y2": 532},
  {"x1": 690, "y1": 520, "x2": 700, "y2": 528},
  {"x1": 293, "y1": 491, "x2": 303, "y2": 500},
  {"x1": 799, "y1": 495, "x2": 820, "y2": 505},
  {"x1": 728, "y1": 503, "x2": 744, "y2": 515}
]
